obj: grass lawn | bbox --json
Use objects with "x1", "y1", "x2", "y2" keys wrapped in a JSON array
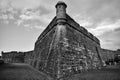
[
  {"x1": 67, "y1": 66, "x2": 120, "y2": 80},
  {"x1": 0, "y1": 63, "x2": 120, "y2": 80},
  {"x1": 0, "y1": 63, "x2": 52, "y2": 80}
]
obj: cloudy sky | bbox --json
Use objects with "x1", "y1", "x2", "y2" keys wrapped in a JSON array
[{"x1": 0, "y1": 0, "x2": 120, "y2": 55}]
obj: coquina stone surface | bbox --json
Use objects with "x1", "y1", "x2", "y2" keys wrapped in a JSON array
[{"x1": 33, "y1": 1, "x2": 103, "y2": 79}]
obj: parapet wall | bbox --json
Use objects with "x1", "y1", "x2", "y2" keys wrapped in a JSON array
[
  {"x1": 35, "y1": 14, "x2": 100, "y2": 47},
  {"x1": 66, "y1": 14, "x2": 100, "y2": 45}
]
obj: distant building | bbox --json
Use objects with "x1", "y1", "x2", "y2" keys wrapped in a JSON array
[
  {"x1": 116, "y1": 49, "x2": 120, "y2": 56},
  {"x1": 100, "y1": 49, "x2": 120, "y2": 65},
  {"x1": 114, "y1": 49, "x2": 120, "y2": 64},
  {"x1": 101, "y1": 49, "x2": 116, "y2": 61}
]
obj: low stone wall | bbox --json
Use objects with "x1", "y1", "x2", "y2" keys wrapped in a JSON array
[
  {"x1": 1, "y1": 51, "x2": 25, "y2": 63},
  {"x1": 1, "y1": 51, "x2": 34, "y2": 64},
  {"x1": 24, "y1": 51, "x2": 34, "y2": 65}
]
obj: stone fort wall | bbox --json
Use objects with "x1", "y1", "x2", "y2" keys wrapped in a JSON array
[
  {"x1": 1, "y1": 1, "x2": 120, "y2": 80},
  {"x1": 1, "y1": 51, "x2": 33, "y2": 63},
  {"x1": 31, "y1": 2, "x2": 103, "y2": 79},
  {"x1": 1, "y1": 49, "x2": 119, "y2": 65}
]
